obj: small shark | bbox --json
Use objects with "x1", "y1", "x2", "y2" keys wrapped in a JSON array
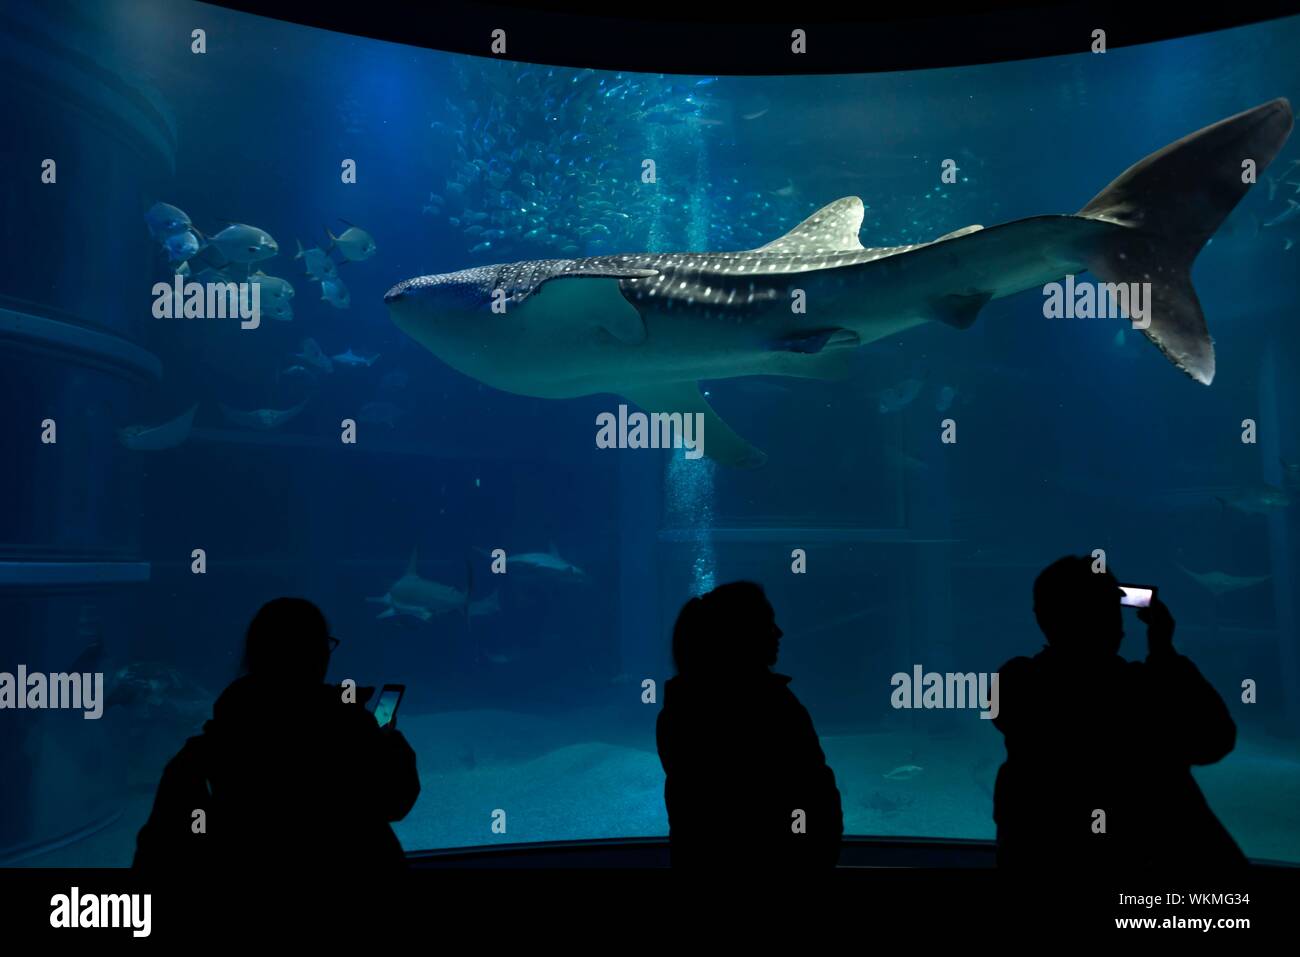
[
  {"x1": 118, "y1": 403, "x2": 198, "y2": 450},
  {"x1": 367, "y1": 548, "x2": 470, "y2": 622},
  {"x1": 483, "y1": 544, "x2": 586, "y2": 579},
  {"x1": 385, "y1": 100, "x2": 1293, "y2": 466},
  {"x1": 1177, "y1": 563, "x2": 1272, "y2": 597},
  {"x1": 1216, "y1": 484, "x2": 1292, "y2": 514},
  {"x1": 333, "y1": 347, "x2": 380, "y2": 368},
  {"x1": 883, "y1": 764, "x2": 923, "y2": 781},
  {"x1": 218, "y1": 399, "x2": 308, "y2": 431}
]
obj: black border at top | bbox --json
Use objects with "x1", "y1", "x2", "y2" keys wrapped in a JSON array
[{"x1": 195, "y1": 1, "x2": 1300, "y2": 74}]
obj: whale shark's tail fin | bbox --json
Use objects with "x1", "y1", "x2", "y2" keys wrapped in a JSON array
[{"x1": 1077, "y1": 98, "x2": 1293, "y2": 385}]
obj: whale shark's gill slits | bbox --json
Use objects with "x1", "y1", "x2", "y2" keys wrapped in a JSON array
[
  {"x1": 488, "y1": 257, "x2": 660, "y2": 309},
  {"x1": 386, "y1": 265, "x2": 514, "y2": 310},
  {"x1": 392, "y1": 259, "x2": 662, "y2": 314}
]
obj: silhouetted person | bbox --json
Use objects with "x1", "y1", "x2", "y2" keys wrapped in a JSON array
[
  {"x1": 135, "y1": 598, "x2": 420, "y2": 870},
  {"x1": 993, "y1": 556, "x2": 1245, "y2": 869},
  {"x1": 656, "y1": 582, "x2": 843, "y2": 868}
]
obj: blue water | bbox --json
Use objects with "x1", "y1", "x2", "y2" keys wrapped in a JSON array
[{"x1": 1, "y1": 0, "x2": 1299, "y2": 864}]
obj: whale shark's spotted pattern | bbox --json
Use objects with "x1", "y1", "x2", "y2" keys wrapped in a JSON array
[
  {"x1": 385, "y1": 199, "x2": 949, "y2": 313},
  {"x1": 385, "y1": 100, "x2": 1294, "y2": 467}
]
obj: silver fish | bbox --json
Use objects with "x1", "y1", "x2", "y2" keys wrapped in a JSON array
[
  {"x1": 208, "y1": 223, "x2": 278, "y2": 264},
  {"x1": 326, "y1": 220, "x2": 377, "y2": 261}
]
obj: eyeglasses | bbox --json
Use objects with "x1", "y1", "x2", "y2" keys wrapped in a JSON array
[{"x1": 328, "y1": 636, "x2": 341, "y2": 653}]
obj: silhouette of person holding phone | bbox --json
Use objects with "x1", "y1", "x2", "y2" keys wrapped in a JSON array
[
  {"x1": 656, "y1": 581, "x2": 843, "y2": 868},
  {"x1": 135, "y1": 598, "x2": 420, "y2": 870},
  {"x1": 992, "y1": 556, "x2": 1245, "y2": 869}
]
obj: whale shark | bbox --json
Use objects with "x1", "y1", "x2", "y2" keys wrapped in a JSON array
[{"x1": 385, "y1": 99, "x2": 1294, "y2": 466}]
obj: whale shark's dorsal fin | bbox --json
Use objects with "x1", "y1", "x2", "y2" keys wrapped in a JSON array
[
  {"x1": 757, "y1": 197, "x2": 866, "y2": 254},
  {"x1": 406, "y1": 547, "x2": 419, "y2": 576}
]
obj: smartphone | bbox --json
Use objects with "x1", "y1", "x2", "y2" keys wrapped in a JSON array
[
  {"x1": 1118, "y1": 584, "x2": 1158, "y2": 608},
  {"x1": 371, "y1": 683, "x2": 405, "y2": 728}
]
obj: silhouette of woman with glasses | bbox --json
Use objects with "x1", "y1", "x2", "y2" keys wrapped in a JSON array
[{"x1": 135, "y1": 598, "x2": 420, "y2": 871}]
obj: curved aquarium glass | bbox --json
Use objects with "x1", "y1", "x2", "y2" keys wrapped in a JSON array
[{"x1": 1, "y1": 0, "x2": 1298, "y2": 866}]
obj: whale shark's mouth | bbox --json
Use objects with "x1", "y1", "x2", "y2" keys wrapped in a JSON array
[
  {"x1": 383, "y1": 272, "x2": 467, "y2": 304},
  {"x1": 383, "y1": 268, "x2": 507, "y2": 308},
  {"x1": 384, "y1": 278, "x2": 420, "y2": 303}
]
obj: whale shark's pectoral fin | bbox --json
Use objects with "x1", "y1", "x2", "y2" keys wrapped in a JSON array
[
  {"x1": 623, "y1": 382, "x2": 766, "y2": 468},
  {"x1": 598, "y1": 307, "x2": 646, "y2": 345},
  {"x1": 770, "y1": 327, "x2": 860, "y2": 354},
  {"x1": 927, "y1": 290, "x2": 994, "y2": 330},
  {"x1": 765, "y1": 328, "x2": 860, "y2": 381},
  {"x1": 533, "y1": 274, "x2": 648, "y2": 344},
  {"x1": 375, "y1": 607, "x2": 396, "y2": 619}
]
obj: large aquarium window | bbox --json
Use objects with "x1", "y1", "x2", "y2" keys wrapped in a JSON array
[{"x1": 1, "y1": 0, "x2": 1299, "y2": 868}]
